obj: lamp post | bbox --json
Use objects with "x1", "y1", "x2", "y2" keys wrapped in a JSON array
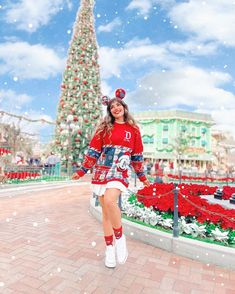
[
  {"x1": 178, "y1": 151, "x2": 182, "y2": 184},
  {"x1": 66, "y1": 115, "x2": 76, "y2": 177},
  {"x1": 173, "y1": 185, "x2": 179, "y2": 237},
  {"x1": 66, "y1": 123, "x2": 73, "y2": 177}
]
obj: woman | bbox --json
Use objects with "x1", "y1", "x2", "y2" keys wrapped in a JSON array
[{"x1": 72, "y1": 88, "x2": 150, "y2": 268}]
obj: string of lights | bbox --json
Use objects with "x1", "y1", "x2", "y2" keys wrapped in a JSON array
[{"x1": 0, "y1": 110, "x2": 55, "y2": 125}]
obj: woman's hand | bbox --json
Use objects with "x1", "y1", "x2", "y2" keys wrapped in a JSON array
[
  {"x1": 143, "y1": 179, "x2": 151, "y2": 187},
  {"x1": 71, "y1": 173, "x2": 80, "y2": 180}
]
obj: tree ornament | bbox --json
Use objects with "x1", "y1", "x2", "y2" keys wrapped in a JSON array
[{"x1": 67, "y1": 115, "x2": 74, "y2": 122}]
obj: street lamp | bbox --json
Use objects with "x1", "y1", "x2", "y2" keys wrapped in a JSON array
[
  {"x1": 178, "y1": 151, "x2": 182, "y2": 184},
  {"x1": 67, "y1": 125, "x2": 73, "y2": 177}
]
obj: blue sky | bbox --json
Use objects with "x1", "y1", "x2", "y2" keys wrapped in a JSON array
[{"x1": 0, "y1": 0, "x2": 235, "y2": 144}]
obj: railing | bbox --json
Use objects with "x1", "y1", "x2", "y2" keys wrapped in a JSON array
[
  {"x1": 0, "y1": 163, "x2": 70, "y2": 184},
  {"x1": 150, "y1": 170, "x2": 235, "y2": 186}
]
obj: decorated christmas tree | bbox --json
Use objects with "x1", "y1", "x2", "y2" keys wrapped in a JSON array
[{"x1": 54, "y1": 0, "x2": 102, "y2": 172}]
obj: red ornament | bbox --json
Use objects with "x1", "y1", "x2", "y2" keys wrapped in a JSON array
[{"x1": 115, "y1": 88, "x2": 126, "y2": 99}]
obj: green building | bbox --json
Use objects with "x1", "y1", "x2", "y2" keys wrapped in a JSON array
[{"x1": 134, "y1": 110, "x2": 214, "y2": 171}]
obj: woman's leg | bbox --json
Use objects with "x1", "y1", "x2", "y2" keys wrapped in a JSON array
[
  {"x1": 99, "y1": 195, "x2": 116, "y2": 268},
  {"x1": 103, "y1": 188, "x2": 121, "y2": 229},
  {"x1": 98, "y1": 195, "x2": 113, "y2": 237},
  {"x1": 104, "y1": 188, "x2": 128, "y2": 264}
]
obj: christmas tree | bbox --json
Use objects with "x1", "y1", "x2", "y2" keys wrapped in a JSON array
[{"x1": 54, "y1": 0, "x2": 102, "y2": 173}]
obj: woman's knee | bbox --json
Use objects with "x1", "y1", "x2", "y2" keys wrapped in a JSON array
[
  {"x1": 103, "y1": 196, "x2": 117, "y2": 211},
  {"x1": 99, "y1": 196, "x2": 109, "y2": 217}
]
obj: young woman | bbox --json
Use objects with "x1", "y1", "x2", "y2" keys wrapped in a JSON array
[{"x1": 72, "y1": 89, "x2": 150, "y2": 268}]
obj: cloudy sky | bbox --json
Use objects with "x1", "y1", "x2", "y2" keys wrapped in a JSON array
[{"x1": 0, "y1": 0, "x2": 235, "y2": 143}]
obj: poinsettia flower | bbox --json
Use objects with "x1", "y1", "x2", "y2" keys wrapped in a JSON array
[{"x1": 211, "y1": 228, "x2": 229, "y2": 242}]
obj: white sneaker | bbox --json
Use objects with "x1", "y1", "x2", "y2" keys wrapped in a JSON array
[
  {"x1": 115, "y1": 234, "x2": 128, "y2": 264},
  {"x1": 105, "y1": 245, "x2": 116, "y2": 268}
]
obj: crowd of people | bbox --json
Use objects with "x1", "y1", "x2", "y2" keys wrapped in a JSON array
[{"x1": 12, "y1": 152, "x2": 60, "y2": 176}]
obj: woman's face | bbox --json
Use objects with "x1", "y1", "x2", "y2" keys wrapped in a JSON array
[{"x1": 110, "y1": 101, "x2": 125, "y2": 121}]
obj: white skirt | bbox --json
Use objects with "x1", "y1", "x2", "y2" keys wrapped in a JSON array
[{"x1": 92, "y1": 181, "x2": 127, "y2": 197}]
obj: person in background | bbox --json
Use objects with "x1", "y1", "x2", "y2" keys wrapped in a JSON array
[
  {"x1": 45, "y1": 152, "x2": 58, "y2": 175},
  {"x1": 146, "y1": 161, "x2": 153, "y2": 175},
  {"x1": 154, "y1": 160, "x2": 160, "y2": 174},
  {"x1": 169, "y1": 160, "x2": 174, "y2": 174},
  {"x1": 72, "y1": 89, "x2": 150, "y2": 268}
]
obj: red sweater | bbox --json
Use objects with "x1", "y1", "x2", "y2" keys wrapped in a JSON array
[{"x1": 76, "y1": 122, "x2": 147, "y2": 187}]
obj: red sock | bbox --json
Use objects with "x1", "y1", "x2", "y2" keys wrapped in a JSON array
[
  {"x1": 104, "y1": 235, "x2": 113, "y2": 246},
  {"x1": 113, "y1": 226, "x2": 122, "y2": 240}
]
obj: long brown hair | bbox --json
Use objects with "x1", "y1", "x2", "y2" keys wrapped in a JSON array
[{"x1": 96, "y1": 98, "x2": 138, "y2": 136}]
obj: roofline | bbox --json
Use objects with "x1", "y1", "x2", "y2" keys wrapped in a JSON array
[{"x1": 133, "y1": 109, "x2": 214, "y2": 124}]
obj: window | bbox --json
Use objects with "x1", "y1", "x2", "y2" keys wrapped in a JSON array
[
  {"x1": 162, "y1": 138, "x2": 168, "y2": 144},
  {"x1": 163, "y1": 125, "x2": 168, "y2": 131},
  {"x1": 201, "y1": 140, "x2": 207, "y2": 147},
  {"x1": 143, "y1": 136, "x2": 154, "y2": 144},
  {"x1": 181, "y1": 125, "x2": 187, "y2": 132},
  {"x1": 201, "y1": 127, "x2": 207, "y2": 134}
]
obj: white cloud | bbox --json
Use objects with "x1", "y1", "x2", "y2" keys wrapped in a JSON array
[
  {"x1": 0, "y1": 89, "x2": 32, "y2": 112},
  {"x1": 98, "y1": 37, "x2": 217, "y2": 79},
  {"x1": 98, "y1": 17, "x2": 122, "y2": 33},
  {"x1": 0, "y1": 41, "x2": 65, "y2": 79},
  {"x1": 199, "y1": 109, "x2": 235, "y2": 140},
  {"x1": 101, "y1": 80, "x2": 113, "y2": 97},
  {"x1": 126, "y1": 0, "x2": 174, "y2": 15},
  {"x1": 125, "y1": 66, "x2": 235, "y2": 138},
  {"x1": 169, "y1": 0, "x2": 235, "y2": 47},
  {"x1": 4, "y1": 0, "x2": 72, "y2": 32},
  {"x1": 127, "y1": 1, "x2": 235, "y2": 47},
  {"x1": 99, "y1": 40, "x2": 180, "y2": 79},
  {"x1": 128, "y1": 66, "x2": 235, "y2": 110},
  {"x1": 126, "y1": 0, "x2": 152, "y2": 15},
  {"x1": 165, "y1": 40, "x2": 218, "y2": 56}
]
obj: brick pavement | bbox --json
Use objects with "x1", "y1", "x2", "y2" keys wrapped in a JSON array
[{"x1": 0, "y1": 177, "x2": 235, "y2": 294}]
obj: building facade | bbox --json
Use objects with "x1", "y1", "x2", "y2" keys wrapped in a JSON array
[{"x1": 134, "y1": 110, "x2": 214, "y2": 172}]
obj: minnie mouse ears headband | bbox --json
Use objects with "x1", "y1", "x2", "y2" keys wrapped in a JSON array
[{"x1": 101, "y1": 88, "x2": 126, "y2": 106}]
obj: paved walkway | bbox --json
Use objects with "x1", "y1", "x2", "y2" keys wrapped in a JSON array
[{"x1": 0, "y1": 177, "x2": 235, "y2": 294}]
